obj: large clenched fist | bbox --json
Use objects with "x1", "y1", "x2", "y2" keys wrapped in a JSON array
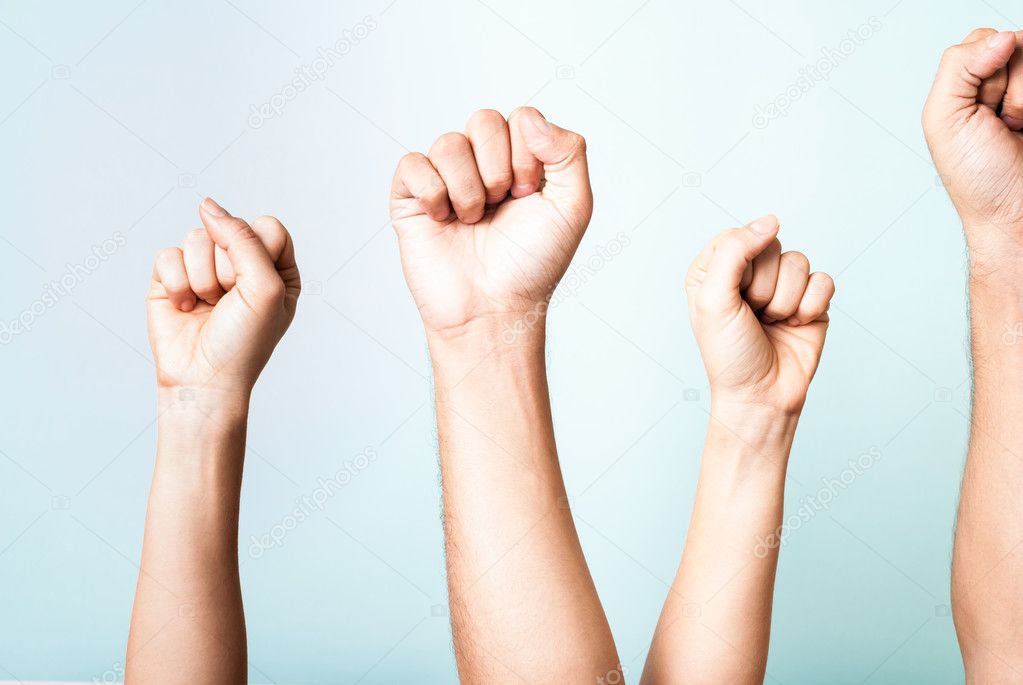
[
  {"x1": 923, "y1": 29, "x2": 1023, "y2": 261},
  {"x1": 686, "y1": 216, "x2": 835, "y2": 414},
  {"x1": 147, "y1": 198, "x2": 301, "y2": 394},
  {"x1": 390, "y1": 107, "x2": 592, "y2": 337}
]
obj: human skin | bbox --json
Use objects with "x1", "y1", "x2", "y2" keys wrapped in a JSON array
[
  {"x1": 641, "y1": 216, "x2": 835, "y2": 684},
  {"x1": 125, "y1": 198, "x2": 300, "y2": 684},
  {"x1": 923, "y1": 28, "x2": 1023, "y2": 682},
  {"x1": 390, "y1": 107, "x2": 622, "y2": 683}
]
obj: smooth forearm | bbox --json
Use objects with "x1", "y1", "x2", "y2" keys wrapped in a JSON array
[
  {"x1": 642, "y1": 404, "x2": 797, "y2": 685},
  {"x1": 125, "y1": 391, "x2": 249, "y2": 684},
  {"x1": 429, "y1": 317, "x2": 619, "y2": 684}
]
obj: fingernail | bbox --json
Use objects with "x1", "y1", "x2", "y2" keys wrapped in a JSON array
[
  {"x1": 988, "y1": 31, "x2": 1012, "y2": 48},
  {"x1": 524, "y1": 111, "x2": 551, "y2": 136},
  {"x1": 512, "y1": 183, "x2": 536, "y2": 197},
  {"x1": 202, "y1": 197, "x2": 227, "y2": 217}
]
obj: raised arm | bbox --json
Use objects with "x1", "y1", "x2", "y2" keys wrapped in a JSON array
[
  {"x1": 390, "y1": 108, "x2": 620, "y2": 683},
  {"x1": 642, "y1": 217, "x2": 834, "y2": 684},
  {"x1": 922, "y1": 28, "x2": 1023, "y2": 682},
  {"x1": 126, "y1": 198, "x2": 300, "y2": 684}
]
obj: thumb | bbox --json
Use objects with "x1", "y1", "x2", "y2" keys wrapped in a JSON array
[
  {"x1": 926, "y1": 31, "x2": 1017, "y2": 121},
  {"x1": 701, "y1": 216, "x2": 781, "y2": 306},
  {"x1": 198, "y1": 198, "x2": 283, "y2": 303},
  {"x1": 513, "y1": 108, "x2": 592, "y2": 218}
]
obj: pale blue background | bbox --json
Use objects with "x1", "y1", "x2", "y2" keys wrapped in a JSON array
[{"x1": 0, "y1": 0, "x2": 1005, "y2": 682}]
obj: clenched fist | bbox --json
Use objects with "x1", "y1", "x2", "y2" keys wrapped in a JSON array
[
  {"x1": 390, "y1": 107, "x2": 591, "y2": 336},
  {"x1": 147, "y1": 198, "x2": 300, "y2": 394},
  {"x1": 923, "y1": 29, "x2": 1023, "y2": 265},
  {"x1": 686, "y1": 216, "x2": 835, "y2": 414}
]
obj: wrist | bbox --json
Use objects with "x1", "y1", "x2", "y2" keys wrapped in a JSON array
[
  {"x1": 705, "y1": 400, "x2": 800, "y2": 458},
  {"x1": 964, "y1": 221, "x2": 1023, "y2": 284},
  {"x1": 426, "y1": 308, "x2": 547, "y2": 344},
  {"x1": 426, "y1": 313, "x2": 550, "y2": 409},
  {"x1": 154, "y1": 389, "x2": 248, "y2": 497},
  {"x1": 157, "y1": 386, "x2": 250, "y2": 442},
  {"x1": 695, "y1": 403, "x2": 797, "y2": 513},
  {"x1": 427, "y1": 311, "x2": 546, "y2": 370},
  {"x1": 709, "y1": 385, "x2": 807, "y2": 419}
]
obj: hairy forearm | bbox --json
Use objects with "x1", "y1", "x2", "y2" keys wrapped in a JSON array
[
  {"x1": 953, "y1": 271, "x2": 1023, "y2": 680},
  {"x1": 125, "y1": 391, "x2": 249, "y2": 684},
  {"x1": 429, "y1": 317, "x2": 619, "y2": 684},
  {"x1": 642, "y1": 404, "x2": 797, "y2": 685}
]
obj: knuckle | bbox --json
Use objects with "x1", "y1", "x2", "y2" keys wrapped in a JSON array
[
  {"x1": 745, "y1": 287, "x2": 771, "y2": 308},
  {"x1": 432, "y1": 131, "x2": 468, "y2": 154},
  {"x1": 259, "y1": 278, "x2": 287, "y2": 302},
  {"x1": 781, "y1": 251, "x2": 809, "y2": 271},
  {"x1": 483, "y1": 169, "x2": 514, "y2": 190},
  {"x1": 567, "y1": 132, "x2": 587, "y2": 155},
  {"x1": 454, "y1": 187, "x2": 486, "y2": 210},
  {"x1": 964, "y1": 27, "x2": 997, "y2": 42},
  {"x1": 221, "y1": 217, "x2": 252, "y2": 237},
  {"x1": 194, "y1": 278, "x2": 219, "y2": 292},
  {"x1": 252, "y1": 214, "x2": 288, "y2": 242},
  {"x1": 253, "y1": 214, "x2": 283, "y2": 229},
  {"x1": 157, "y1": 247, "x2": 182, "y2": 265},
  {"x1": 234, "y1": 225, "x2": 259, "y2": 243},
  {"x1": 810, "y1": 273, "x2": 836, "y2": 296},
  {"x1": 424, "y1": 182, "x2": 449, "y2": 205},
  {"x1": 468, "y1": 108, "x2": 505, "y2": 128},
  {"x1": 762, "y1": 302, "x2": 789, "y2": 320},
  {"x1": 512, "y1": 157, "x2": 539, "y2": 174},
  {"x1": 938, "y1": 45, "x2": 963, "y2": 71},
  {"x1": 195, "y1": 285, "x2": 222, "y2": 301},
  {"x1": 399, "y1": 151, "x2": 428, "y2": 170},
  {"x1": 509, "y1": 105, "x2": 542, "y2": 122},
  {"x1": 247, "y1": 275, "x2": 286, "y2": 305}
]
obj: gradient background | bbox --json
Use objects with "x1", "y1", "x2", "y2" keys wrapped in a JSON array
[{"x1": 0, "y1": 0, "x2": 1004, "y2": 682}]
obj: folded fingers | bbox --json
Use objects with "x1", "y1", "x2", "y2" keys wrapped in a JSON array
[
  {"x1": 428, "y1": 132, "x2": 487, "y2": 224},
  {"x1": 182, "y1": 229, "x2": 224, "y2": 305},
  {"x1": 152, "y1": 247, "x2": 197, "y2": 312}
]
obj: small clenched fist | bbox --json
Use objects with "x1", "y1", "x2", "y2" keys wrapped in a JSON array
[
  {"x1": 686, "y1": 216, "x2": 835, "y2": 414},
  {"x1": 146, "y1": 198, "x2": 301, "y2": 394}
]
